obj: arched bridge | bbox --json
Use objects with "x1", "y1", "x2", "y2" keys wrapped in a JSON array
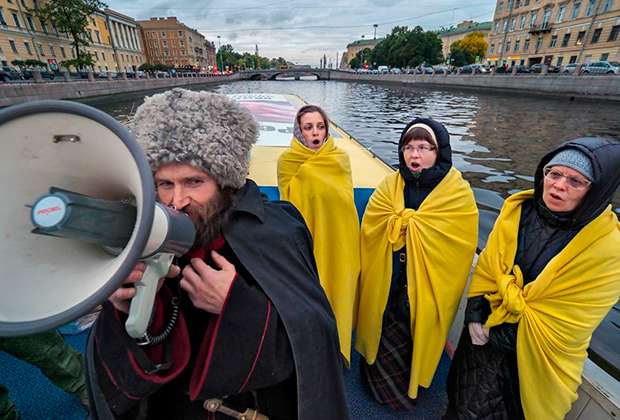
[{"x1": 240, "y1": 69, "x2": 332, "y2": 80}]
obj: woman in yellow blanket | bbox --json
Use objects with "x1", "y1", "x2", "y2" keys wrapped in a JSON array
[
  {"x1": 446, "y1": 138, "x2": 620, "y2": 420},
  {"x1": 277, "y1": 105, "x2": 360, "y2": 365},
  {"x1": 355, "y1": 118, "x2": 478, "y2": 409}
]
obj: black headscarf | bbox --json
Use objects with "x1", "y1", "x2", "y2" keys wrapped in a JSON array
[{"x1": 397, "y1": 117, "x2": 452, "y2": 210}]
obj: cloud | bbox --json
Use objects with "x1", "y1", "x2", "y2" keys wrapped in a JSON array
[{"x1": 105, "y1": 0, "x2": 495, "y2": 65}]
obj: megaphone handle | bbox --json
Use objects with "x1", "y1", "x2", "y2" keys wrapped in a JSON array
[{"x1": 125, "y1": 253, "x2": 175, "y2": 339}]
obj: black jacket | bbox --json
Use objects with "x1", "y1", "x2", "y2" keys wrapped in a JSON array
[{"x1": 86, "y1": 180, "x2": 349, "y2": 420}]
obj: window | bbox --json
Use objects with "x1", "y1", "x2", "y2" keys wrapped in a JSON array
[
  {"x1": 585, "y1": 0, "x2": 596, "y2": 16},
  {"x1": 9, "y1": 39, "x2": 17, "y2": 53},
  {"x1": 515, "y1": 39, "x2": 521, "y2": 50},
  {"x1": 562, "y1": 32, "x2": 571, "y2": 46},
  {"x1": 530, "y1": 11, "x2": 537, "y2": 27},
  {"x1": 490, "y1": 43, "x2": 495, "y2": 53},
  {"x1": 161, "y1": 32, "x2": 166, "y2": 37},
  {"x1": 601, "y1": 52, "x2": 609, "y2": 60},
  {"x1": 95, "y1": 30, "x2": 101, "y2": 43},
  {"x1": 506, "y1": 40, "x2": 511, "y2": 51},
  {"x1": 498, "y1": 1, "x2": 504, "y2": 12},
  {"x1": 49, "y1": 45, "x2": 55, "y2": 56},
  {"x1": 591, "y1": 27, "x2": 602, "y2": 42},
  {"x1": 557, "y1": 5, "x2": 567, "y2": 22},
  {"x1": 542, "y1": 7, "x2": 552, "y2": 25},
  {"x1": 523, "y1": 0, "x2": 530, "y2": 5},
  {"x1": 503, "y1": 18, "x2": 509, "y2": 31},
  {"x1": 569, "y1": 55, "x2": 578, "y2": 63},
  {"x1": 163, "y1": 40, "x2": 167, "y2": 46},
  {"x1": 26, "y1": 14, "x2": 35, "y2": 31},
  {"x1": 550, "y1": 35, "x2": 558, "y2": 47},
  {"x1": 37, "y1": 44, "x2": 44, "y2": 56},
  {"x1": 602, "y1": 0, "x2": 613, "y2": 12},
  {"x1": 535, "y1": 36, "x2": 543, "y2": 50},
  {"x1": 178, "y1": 30, "x2": 183, "y2": 36},
  {"x1": 12, "y1": 12, "x2": 21, "y2": 28},
  {"x1": 24, "y1": 41, "x2": 32, "y2": 55},
  {"x1": 511, "y1": 17, "x2": 516, "y2": 30},
  {"x1": 51, "y1": 22, "x2": 58, "y2": 34},
  {"x1": 576, "y1": 30, "x2": 586, "y2": 44},
  {"x1": 102, "y1": 52, "x2": 105, "y2": 60},
  {"x1": 608, "y1": 25, "x2": 620, "y2": 41},
  {"x1": 180, "y1": 40, "x2": 185, "y2": 46},
  {"x1": 557, "y1": 56, "x2": 564, "y2": 66},
  {"x1": 41, "y1": 21, "x2": 48, "y2": 33},
  {"x1": 572, "y1": 2, "x2": 581, "y2": 18},
  {"x1": 0, "y1": 9, "x2": 6, "y2": 26},
  {"x1": 494, "y1": 21, "x2": 500, "y2": 32},
  {"x1": 60, "y1": 46, "x2": 66, "y2": 58},
  {"x1": 520, "y1": 14, "x2": 526, "y2": 29},
  {"x1": 94, "y1": 51, "x2": 98, "y2": 59}
]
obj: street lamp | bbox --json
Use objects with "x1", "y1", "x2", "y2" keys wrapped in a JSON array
[
  {"x1": 373, "y1": 24, "x2": 378, "y2": 39},
  {"x1": 217, "y1": 35, "x2": 223, "y2": 73},
  {"x1": 360, "y1": 35, "x2": 365, "y2": 69}
]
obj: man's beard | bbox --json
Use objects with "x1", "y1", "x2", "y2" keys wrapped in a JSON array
[{"x1": 189, "y1": 189, "x2": 236, "y2": 248}]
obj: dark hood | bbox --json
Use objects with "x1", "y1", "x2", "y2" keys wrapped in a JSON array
[
  {"x1": 398, "y1": 117, "x2": 453, "y2": 187},
  {"x1": 534, "y1": 137, "x2": 620, "y2": 228}
]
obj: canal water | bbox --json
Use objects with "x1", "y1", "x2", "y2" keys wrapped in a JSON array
[{"x1": 84, "y1": 79, "x2": 620, "y2": 211}]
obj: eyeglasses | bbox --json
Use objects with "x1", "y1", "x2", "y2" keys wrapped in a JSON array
[
  {"x1": 401, "y1": 144, "x2": 436, "y2": 154},
  {"x1": 543, "y1": 167, "x2": 592, "y2": 190}
]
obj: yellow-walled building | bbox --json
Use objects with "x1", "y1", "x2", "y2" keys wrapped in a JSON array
[
  {"x1": 0, "y1": 0, "x2": 75, "y2": 69},
  {"x1": 0, "y1": 1, "x2": 146, "y2": 72}
]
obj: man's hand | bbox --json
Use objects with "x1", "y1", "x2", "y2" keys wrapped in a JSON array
[
  {"x1": 468, "y1": 322, "x2": 490, "y2": 346},
  {"x1": 108, "y1": 262, "x2": 181, "y2": 314},
  {"x1": 180, "y1": 250, "x2": 236, "y2": 314}
]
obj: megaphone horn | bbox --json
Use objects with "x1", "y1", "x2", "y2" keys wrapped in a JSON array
[{"x1": 0, "y1": 100, "x2": 195, "y2": 338}]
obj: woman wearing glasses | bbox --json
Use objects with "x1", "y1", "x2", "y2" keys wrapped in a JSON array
[
  {"x1": 446, "y1": 138, "x2": 620, "y2": 420},
  {"x1": 356, "y1": 118, "x2": 478, "y2": 409}
]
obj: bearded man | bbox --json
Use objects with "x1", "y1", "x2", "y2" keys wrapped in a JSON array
[{"x1": 85, "y1": 89, "x2": 349, "y2": 420}]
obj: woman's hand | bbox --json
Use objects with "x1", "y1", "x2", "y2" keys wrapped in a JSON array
[{"x1": 468, "y1": 322, "x2": 490, "y2": 346}]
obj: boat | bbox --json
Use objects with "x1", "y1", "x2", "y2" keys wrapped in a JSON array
[{"x1": 1, "y1": 93, "x2": 617, "y2": 419}]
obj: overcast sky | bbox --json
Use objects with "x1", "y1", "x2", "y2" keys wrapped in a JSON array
[{"x1": 105, "y1": 0, "x2": 496, "y2": 66}]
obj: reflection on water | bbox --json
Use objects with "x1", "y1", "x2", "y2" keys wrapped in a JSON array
[{"x1": 83, "y1": 80, "x2": 620, "y2": 211}]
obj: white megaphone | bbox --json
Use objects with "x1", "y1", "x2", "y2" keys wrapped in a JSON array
[{"x1": 0, "y1": 100, "x2": 195, "y2": 339}]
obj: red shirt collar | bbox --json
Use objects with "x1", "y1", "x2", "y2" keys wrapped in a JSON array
[{"x1": 187, "y1": 236, "x2": 225, "y2": 260}]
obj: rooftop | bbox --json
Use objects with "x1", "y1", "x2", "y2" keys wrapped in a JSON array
[{"x1": 438, "y1": 21, "x2": 492, "y2": 37}]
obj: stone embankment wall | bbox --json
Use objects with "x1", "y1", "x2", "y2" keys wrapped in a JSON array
[
  {"x1": 329, "y1": 71, "x2": 620, "y2": 101},
  {"x1": 0, "y1": 74, "x2": 240, "y2": 107}
]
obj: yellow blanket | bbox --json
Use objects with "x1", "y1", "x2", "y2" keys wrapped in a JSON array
[
  {"x1": 469, "y1": 190, "x2": 620, "y2": 419},
  {"x1": 356, "y1": 168, "x2": 478, "y2": 397},
  {"x1": 278, "y1": 136, "x2": 360, "y2": 364}
]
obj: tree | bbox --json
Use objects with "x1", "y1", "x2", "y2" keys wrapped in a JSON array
[
  {"x1": 350, "y1": 48, "x2": 373, "y2": 69},
  {"x1": 369, "y1": 25, "x2": 443, "y2": 69},
  {"x1": 448, "y1": 32, "x2": 488, "y2": 66},
  {"x1": 33, "y1": 0, "x2": 107, "y2": 69}
]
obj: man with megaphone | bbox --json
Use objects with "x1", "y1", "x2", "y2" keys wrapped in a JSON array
[{"x1": 85, "y1": 89, "x2": 349, "y2": 420}]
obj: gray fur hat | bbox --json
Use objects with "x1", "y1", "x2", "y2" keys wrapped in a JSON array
[{"x1": 131, "y1": 88, "x2": 258, "y2": 189}]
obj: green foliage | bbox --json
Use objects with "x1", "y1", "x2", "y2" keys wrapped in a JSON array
[
  {"x1": 350, "y1": 48, "x2": 372, "y2": 69},
  {"x1": 448, "y1": 32, "x2": 488, "y2": 66},
  {"x1": 357, "y1": 26, "x2": 443, "y2": 69},
  {"x1": 61, "y1": 55, "x2": 94, "y2": 70},
  {"x1": 216, "y1": 45, "x2": 291, "y2": 70},
  {"x1": 33, "y1": 0, "x2": 107, "y2": 65}
]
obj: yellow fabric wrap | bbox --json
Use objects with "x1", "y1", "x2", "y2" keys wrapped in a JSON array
[
  {"x1": 277, "y1": 136, "x2": 360, "y2": 364},
  {"x1": 355, "y1": 167, "x2": 478, "y2": 397},
  {"x1": 468, "y1": 189, "x2": 620, "y2": 420}
]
